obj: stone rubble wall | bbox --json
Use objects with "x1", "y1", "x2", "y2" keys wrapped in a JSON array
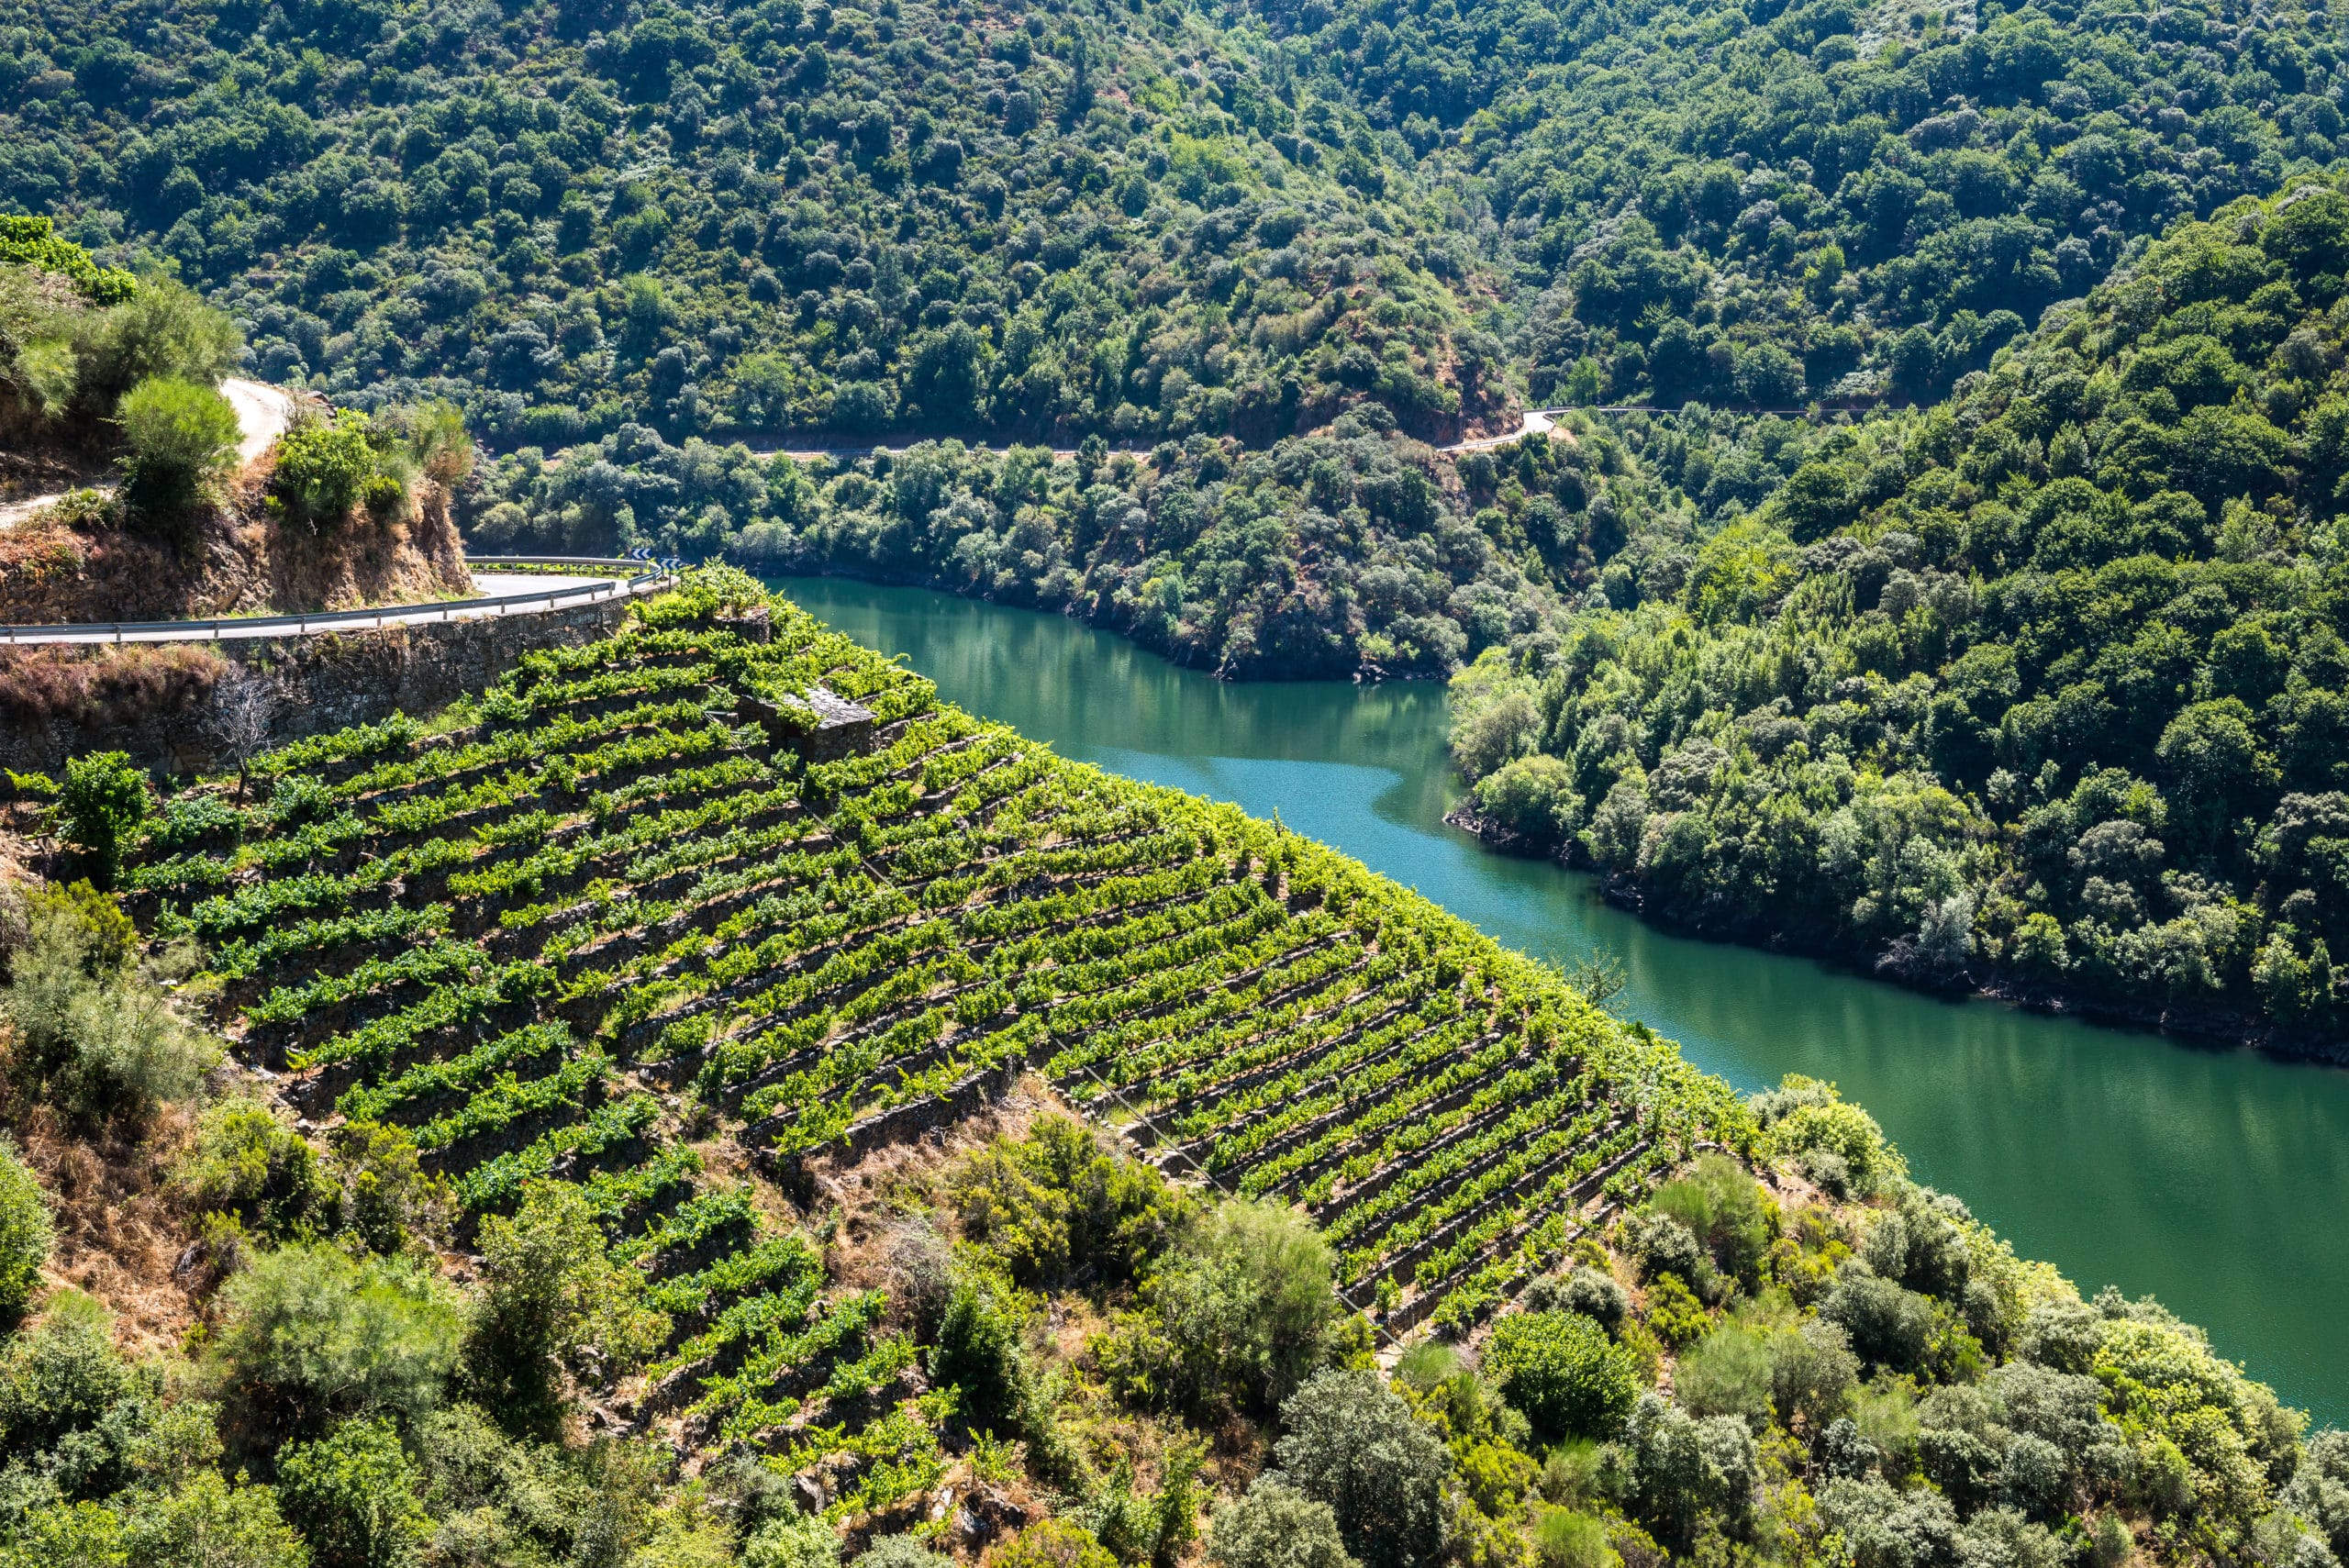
[{"x1": 0, "y1": 598, "x2": 629, "y2": 778}]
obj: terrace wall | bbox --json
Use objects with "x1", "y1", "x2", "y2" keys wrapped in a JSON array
[{"x1": 0, "y1": 597, "x2": 629, "y2": 778}]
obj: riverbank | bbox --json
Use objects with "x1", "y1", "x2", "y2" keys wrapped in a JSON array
[
  {"x1": 767, "y1": 572, "x2": 2349, "y2": 1424},
  {"x1": 1440, "y1": 802, "x2": 2349, "y2": 1069}
]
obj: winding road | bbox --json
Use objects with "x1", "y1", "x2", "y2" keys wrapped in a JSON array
[
  {"x1": 739, "y1": 406, "x2": 1577, "y2": 463},
  {"x1": 0, "y1": 378, "x2": 297, "y2": 532}
]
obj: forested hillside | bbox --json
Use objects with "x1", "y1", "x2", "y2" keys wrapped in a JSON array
[
  {"x1": 0, "y1": 0, "x2": 1501, "y2": 448},
  {"x1": 1451, "y1": 175, "x2": 2349, "y2": 1048},
  {"x1": 0, "y1": 569, "x2": 2325, "y2": 1568},
  {"x1": 1266, "y1": 0, "x2": 2348, "y2": 408}
]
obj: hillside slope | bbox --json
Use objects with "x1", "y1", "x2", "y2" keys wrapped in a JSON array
[
  {"x1": 1449, "y1": 173, "x2": 2349, "y2": 1051},
  {"x1": 74, "y1": 566, "x2": 2336, "y2": 1568},
  {"x1": 0, "y1": 0, "x2": 1503, "y2": 448}
]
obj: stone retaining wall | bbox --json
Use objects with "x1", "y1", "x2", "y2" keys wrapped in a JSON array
[{"x1": 0, "y1": 597, "x2": 628, "y2": 778}]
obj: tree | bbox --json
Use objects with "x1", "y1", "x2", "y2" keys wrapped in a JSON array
[
  {"x1": 1270, "y1": 1371, "x2": 1450, "y2": 1568},
  {"x1": 1481, "y1": 1311, "x2": 1642, "y2": 1443},
  {"x1": 121, "y1": 1468, "x2": 311, "y2": 1568},
  {"x1": 1208, "y1": 1478, "x2": 1359, "y2": 1568},
  {"x1": 207, "y1": 667, "x2": 279, "y2": 799},
  {"x1": 206, "y1": 1242, "x2": 462, "y2": 1445},
  {"x1": 468, "y1": 1180, "x2": 666, "y2": 1433},
  {"x1": 55, "y1": 752, "x2": 148, "y2": 888},
  {"x1": 277, "y1": 1417, "x2": 430, "y2": 1568},
  {"x1": 0, "y1": 1139, "x2": 54, "y2": 1324},
  {"x1": 117, "y1": 374, "x2": 240, "y2": 519},
  {"x1": 1108, "y1": 1199, "x2": 1354, "y2": 1420}
]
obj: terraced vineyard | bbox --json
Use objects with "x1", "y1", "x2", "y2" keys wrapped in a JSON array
[{"x1": 122, "y1": 571, "x2": 1738, "y2": 1475}]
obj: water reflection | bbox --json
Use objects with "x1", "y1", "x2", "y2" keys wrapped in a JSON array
[{"x1": 772, "y1": 574, "x2": 2349, "y2": 1424}]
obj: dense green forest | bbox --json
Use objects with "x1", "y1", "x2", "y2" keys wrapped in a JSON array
[
  {"x1": 1265, "y1": 0, "x2": 2348, "y2": 408},
  {"x1": 0, "y1": 0, "x2": 1502, "y2": 447},
  {"x1": 0, "y1": 571, "x2": 2329, "y2": 1568},
  {"x1": 15, "y1": 0, "x2": 2349, "y2": 674},
  {"x1": 1450, "y1": 175, "x2": 2349, "y2": 1042}
]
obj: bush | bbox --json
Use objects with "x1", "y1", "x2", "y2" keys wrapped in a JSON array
[
  {"x1": 206, "y1": 1242, "x2": 462, "y2": 1443},
  {"x1": 176, "y1": 1098, "x2": 339, "y2": 1241},
  {"x1": 852, "y1": 1538, "x2": 954, "y2": 1568},
  {"x1": 1647, "y1": 1156, "x2": 1773, "y2": 1287},
  {"x1": 117, "y1": 374, "x2": 239, "y2": 517},
  {"x1": 120, "y1": 1467, "x2": 310, "y2": 1568},
  {"x1": 0, "y1": 1292, "x2": 154, "y2": 1495},
  {"x1": 1672, "y1": 1324, "x2": 1772, "y2": 1429},
  {"x1": 468, "y1": 1179, "x2": 667, "y2": 1431},
  {"x1": 56, "y1": 751, "x2": 149, "y2": 887},
  {"x1": 4, "y1": 879, "x2": 217, "y2": 1119},
  {"x1": 0, "y1": 1139, "x2": 52, "y2": 1323},
  {"x1": 271, "y1": 413, "x2": 408, "y2": 528},
  {"x1": 278, "y1": 1416, "x2": 432, "y2": 1568},
  {"x1": 991, "y1": 1521, "x2": 1121, "y2": 1568},
  {"x1": 747, "y1": 1513, "x2": 842, "y2": 1568},
  {"x1": 1208, "y1": 1477, "x2": 1357, "y2": 1568},
  {"x1": 1530, "y1": 1510, "x2": 1619, "y2": 1568},
  {"x1": 1481, "y1": 1311, "x2": 1642, "y2": 1442},
  {"x1": 70, "y1": 278, "x2": 242, "y2": 415},
  {"x1": 1103, "y1": 1198, "x2": 1354, "y2": 1420},
  {"x1": 1270, "y1": 1370, "x2": 1450, "y2": 1568}
]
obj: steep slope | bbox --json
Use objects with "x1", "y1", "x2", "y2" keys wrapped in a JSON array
[
  {"x1": 1450, "y1": 174, "x2": 2349, "y2": 1051},
  {"x1": 0, "y1": 0, "x2": 1503, "y2": 447},
  {"x1": 92, "y1": 566, "x2": 2335, "y2": 1568},
  {"x1": 1266, "y1": 0, "x2": 2348, "y2": 408}
]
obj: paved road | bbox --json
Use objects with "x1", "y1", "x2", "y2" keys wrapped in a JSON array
[
  {"x1": 0, "y1": 377, "x2": 299, "y2": 532},
  {"x1": 0, "y1": 563, "x2": 659, "y2": 645}
]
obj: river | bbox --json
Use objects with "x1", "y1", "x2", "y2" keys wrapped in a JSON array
[{"x1": 770, "y1": 574, "x2": 2349, "y2": 1426}]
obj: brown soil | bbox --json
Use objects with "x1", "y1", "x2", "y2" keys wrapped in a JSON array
[
  {"x1": 10, "y1": 1096, "x2": 204, "y2": 1352},
  {"x1": 0, "y1": 467, "x2": 473, "y2": 626}
]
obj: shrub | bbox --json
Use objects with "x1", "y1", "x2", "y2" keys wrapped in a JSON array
[
  {"x1": 1672, "y1": 1324, "x2": 1773, "y2": 1429},
  {"x1": 851, "y1": 1538, "x2": 953, "y2": 1568},
  {"x1": 1270, "y1": 1370, "x2": 1450, "y2": 1568},
  {"x1": 990, "y1": 1521, "x2": 1120, "y2": 1568},
  {"x1": 1647, "y1": 1156, "x2": 1773, "y2": 1287},
  {"x1": 206, "y1": 1242, "x2": 462, "y2": 1443},
  {"x1": 56, "y1": 751, "x2": 149, "y2": 887},
  {"x1": 747, "y1": 1513, "x2": 841, "y2": 1568},
  {"x1": 468, "y1": 1179, "x2": 667, "y2": 1431},
  {"x1": 1530, "y1": 1510, "x2": 1619, "y2": 1568},
  {"x1": 278, "y1": 1416, "x2": 432, "y2": 1568},
  {"x1": 1208, "y1": 1477, "x2": 1357, "y2": 1568},
  {"x1": 1481, "y1": 1311, "x2": 1642, "y2": 1442},
  {"x1": 0, "y1": 1138, "x2": 53, "y2": 1323},
  {"x1": 120, "y1": 1467, "x2": 310, "y2": 1568},
  {"x1": 70, "y1": 277, "x2": 242, "y2": 414},
  {"x1": 117, "y1": 374, "x2": 239, "y2": 518},
  {"x1": 1103, "y1": 1198, "x2": 1354, "y2": 1420},
  {"x1": 4, "y1": 879, "x2": 217, "y2": 1119},
  {"x1": 0, "y1": 1291, "x2": 154, "y2": 1494},
  {"x1": 272, "y1": 413, "x2": 408, "y2": 528},
  {"x1": 175, "y1": 1098, "x2": 339, "y2": 1241}
]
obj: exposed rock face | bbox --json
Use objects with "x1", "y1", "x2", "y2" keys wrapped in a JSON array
[{"x1": 0, "y1": 474, "x2": 474, "y2": 628}]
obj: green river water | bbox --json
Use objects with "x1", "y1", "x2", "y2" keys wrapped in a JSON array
[{"x1": 769, "y1": 574, "x2": 2349, "y2": 1426}]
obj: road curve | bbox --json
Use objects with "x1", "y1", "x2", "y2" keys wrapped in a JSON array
[{"x1": 0, "y1": 377, "x2": 299, "y2": 533}]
